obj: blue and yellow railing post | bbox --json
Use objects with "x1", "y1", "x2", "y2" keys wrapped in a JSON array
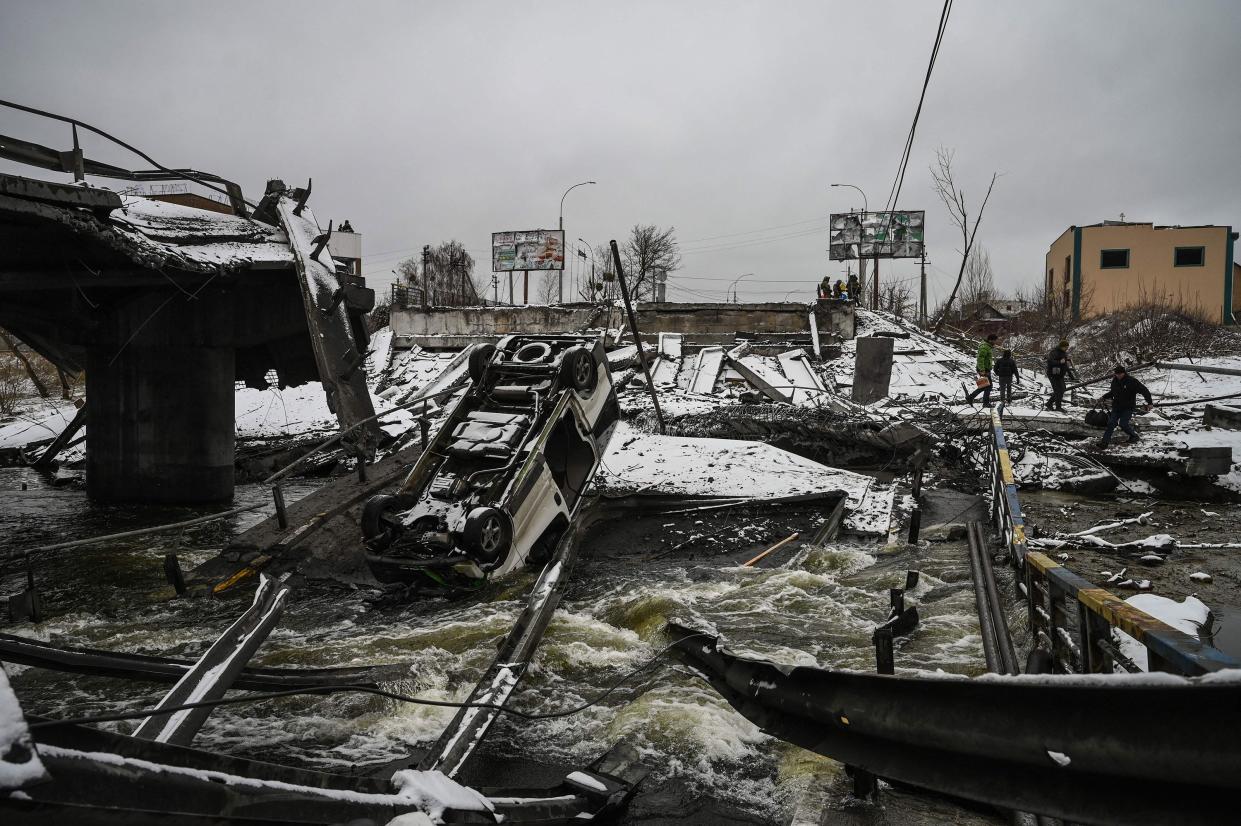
[{"x1": 984, "y1": 410, "x2": 1237, "y2": 676}]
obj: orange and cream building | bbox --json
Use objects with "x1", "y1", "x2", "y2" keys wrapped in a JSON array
[{"x1": 1045, "y1": 221, "x2": 1239, "y2": 323}]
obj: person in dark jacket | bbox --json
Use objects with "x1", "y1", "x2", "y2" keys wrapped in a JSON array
[
  {"x1": 847, "y1": 273, "x2": 861, "y2": 303},
  {"x1": 993, "y1": 349, "x2": 1020, "y2": 406},
  {"x1": 966, "y1": 334, "x2": 999, "y2": 407},
  {"x1": 1098, "y1": 365, "x2": 1153, "y2": 448},
  {"x1": 1045, "y1": 339, "x2": 1076, "y2": 411}
]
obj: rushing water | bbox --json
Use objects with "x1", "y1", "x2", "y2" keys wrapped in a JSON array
[{"x1": 0, "y1": 467, "x2": 998, "y2": 824}]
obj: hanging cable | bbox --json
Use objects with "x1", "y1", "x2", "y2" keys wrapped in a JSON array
[
  {"x1": 883, "y1": 0, "x2": 953, "y2": 214},
  {"x1": 27, "y1": 634, "x2": 710, "y2": 730}
]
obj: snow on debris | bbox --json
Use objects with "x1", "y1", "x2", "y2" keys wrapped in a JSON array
[
  {"x1": 594, "y1": 422, "x2": 890, "y2": 533},
  {"x1": 1115, "y1": 594, "x2": 1211, "y2": 672},
  {"x1": 389, "y1": 769, "x2": 494, "y2": 819},
  {"x1": 0, "y1": 666, "x2": 47, "y2": 790},
  {"x1": 111, "y1": 196, "x2": 294, "y2": 270}
]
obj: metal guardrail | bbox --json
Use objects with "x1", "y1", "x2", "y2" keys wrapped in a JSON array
[{"x1": 986, "y1": 409, "x2": 1238, "y2": 676}]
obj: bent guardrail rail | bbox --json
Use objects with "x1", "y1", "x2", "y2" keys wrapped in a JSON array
[
  {"x1": 667, "y1": 622, "x2": 1241, "y2": 826},
  {"x1": 133, "y1": 575, "x2": 289, "y2": 746},
  {"x1": 986, "y1": 409, "x2": 1237, "y2": 676}
]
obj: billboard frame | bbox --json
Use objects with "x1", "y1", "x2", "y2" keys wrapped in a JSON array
[
  {"x1": 491, "y1": 229, "x2": 566, "y2": 273},
  {"x1": 829, "y1": 210, "x2": 925, "y2": 261}
]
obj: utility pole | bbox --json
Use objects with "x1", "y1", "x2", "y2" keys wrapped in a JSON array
[
  {"x1": 421, "y1": 245, "x2": 430, "y2": 310},
  {"x1": 919, "y1": 248, "x2": 928, "y2": 327},
  {"x1": 872, "y1": 250, "x2": 880, "y2": 309}
]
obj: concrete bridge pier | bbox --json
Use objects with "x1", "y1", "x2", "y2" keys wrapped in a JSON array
[{"x1": 86, "y1": 290, "x2": 236, "y2": 504}]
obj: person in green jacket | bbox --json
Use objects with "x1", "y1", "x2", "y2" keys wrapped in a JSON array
[{"x1": 966, "y1": 333, "x2": 999, "y2": 407}]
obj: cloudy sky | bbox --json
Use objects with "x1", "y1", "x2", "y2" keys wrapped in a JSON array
[{"x1": 3, "y1": 0, "x2": 1239, "y2": 305}]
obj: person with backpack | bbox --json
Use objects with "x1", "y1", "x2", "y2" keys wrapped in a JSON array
[
  {"x1": 1045, "y1": 339, "x2": 1076, "y2": 411},
  {"x1": 965, "y1": 333, "x2": 999, "y2": 407},
  {"x1": 847, "y1": 273, "x2": 861, "y2": 303},
  {"x1": 993, "y1": 349, "x2": 1020, "y2": 406},
  {"x1": 1098, "y1": 365, "x2": 1153, "y2": 449}
]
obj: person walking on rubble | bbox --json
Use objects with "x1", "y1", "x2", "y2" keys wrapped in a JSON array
[
  {"x1": 1098, "y1": 365, "x2": 1153, "y2": 449},
  {"x1": 965, "y1": 333, "x2": 999, "y2": 407},
  {"x1": 993, "y1": 349, "x2": 1020, "y2": 406},
  {"x1": 1045, "y1": 339, "x2": 1075, "y2": 411}
]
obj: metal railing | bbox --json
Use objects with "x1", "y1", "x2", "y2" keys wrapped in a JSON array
[{"x1": 985, "y1": 409, "x2": 1237, "y2": 676}]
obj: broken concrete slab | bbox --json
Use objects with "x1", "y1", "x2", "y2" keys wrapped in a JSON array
[
  {"x1": 852, "y1": 336, "x2": 894, "y2": 404},
  {"x1": 1204, "y1": 404, "x2": 1241, "y2": 429}
]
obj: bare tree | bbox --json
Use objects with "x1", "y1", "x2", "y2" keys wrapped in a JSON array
[
  {"x1": 0, "y1": 328, "x2": 48, "y2": 398},
  {"x1": 880, "y1": 281, "x2": 915, "y2": 319},
  {"x1": 536, "y1": 271, "x2": 560, "y2": 304},
  {"x1": 394, "y1": 240, "x2": 481, "y2": 306},
  {"x1": 622, "y1": 225, "x2": 681, "y2": 301},
  {"x1": 958, "y1": 246, "x2": 996, "y2": 314},
  {"x1": 576, "y1": 244, "x2": 612, "y2": 302},
  {"x1": 930, "y1": 147, "x2": 999, "y2": 333}
]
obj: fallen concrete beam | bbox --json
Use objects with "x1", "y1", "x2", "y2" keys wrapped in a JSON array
[
  {"x1": 277, "y1": 195, "x2": 380, "y2": 453},
  {"x1": 725, "y1": 342, "x2": 790, "y2": 403},
  {"x1": 1204, "y1": 404, "x2": 1241, "y2": 429},
  {"x1": 1155, "y1": 361, "x2": 1241, "y2": 378},
  {"x1": 777, "y1": 348, "x2": 827, "y2": 404},
  {"x1": 690, "y1": 345, "x2": 724, "y2": 394}
]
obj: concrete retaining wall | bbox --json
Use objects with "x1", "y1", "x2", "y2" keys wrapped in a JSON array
[{"x1": 391, "y1": 301, "x2": 854, "y2": 348}]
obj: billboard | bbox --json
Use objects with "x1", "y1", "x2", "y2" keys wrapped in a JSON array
[
  {"x1": 492, "y1": 229, "x2": 566, "y2": 271},
  {"x1": 829, "y1": 210, "x2": 925, "y2": 260}
]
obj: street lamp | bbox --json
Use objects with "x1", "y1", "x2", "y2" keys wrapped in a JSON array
[
  {"x1": 831, "y1": 182, "x2": 876, "y2": 308},
  {"x1": 728, "y1": 272, "x2": 755, "y2": 303},
  {"x1": 830, "y1": 182, "x2": 868, "y2": 213},
  {"x1": 558, "y1": 181, "x2": 595, "y2": 303}
]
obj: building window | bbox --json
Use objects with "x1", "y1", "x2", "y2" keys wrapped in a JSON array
[
  {"x1": 1100, "y1": 249, "x2": 1129, "y2": 269},
  {"x1": 1174, "y1": 246, "x2": 1205, "y2": 267}
]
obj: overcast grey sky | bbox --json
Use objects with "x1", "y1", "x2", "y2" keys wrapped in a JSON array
[{"x1": 3, "y1": 0, "x2": 1239, "y2": 305}]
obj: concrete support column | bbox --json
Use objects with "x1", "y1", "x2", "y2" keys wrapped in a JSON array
[
  {"x1": 87, "y1": 291, "x2": 236, "y2": 503},
  {"x1": 852, "y1": 336, "x2": 894, "y2": 405}
]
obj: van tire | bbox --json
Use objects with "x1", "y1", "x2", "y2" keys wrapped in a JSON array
[
  {"x1": 461, "y1": 507, "x2": 512, "y2": 564},
  {"x1": 361, "y1": 494, "x2": 415, "y2": 550},
  {"x1": 469, "y1": 344, "x2": 497, "y2": 384},
  {"x1": 562, "y1": 347, "x2": 597, "y2": 392}
]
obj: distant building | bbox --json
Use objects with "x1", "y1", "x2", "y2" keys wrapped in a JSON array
[
  {"x1": 328, "y1": 221, "x2": 362, "y2": 276},
  {"x1": 1045, "y1": 221, "x2": 1239, "y2": 323}
]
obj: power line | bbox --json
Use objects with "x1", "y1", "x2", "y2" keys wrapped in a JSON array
[
  {"x1": 681, "y1": 215, "x2": 829, "y2": 243},
  {"x1": 883, "y1": 0, "x2": 953, "y2": 214}
]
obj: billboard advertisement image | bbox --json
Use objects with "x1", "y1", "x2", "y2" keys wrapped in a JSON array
[
  {"x1": 829, "y1": 210, "x2": 925, "y2": 260},
  {"x1": 492, "y1": 229, "x2": 566, "y2": 271}
]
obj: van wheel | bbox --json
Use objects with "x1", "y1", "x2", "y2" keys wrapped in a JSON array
[
  {"x1": 561, "y1": 347, "x2": 597, "y2": 392},
  {"x1": 361, "y1": 494, "x2": 415, "y2": 550},
  {"x1": 468, "y1": 344, "x2": 496, "y2": 384},
  {"x1": 461, "y1": 507, "x2": 512, "y2": 564}
]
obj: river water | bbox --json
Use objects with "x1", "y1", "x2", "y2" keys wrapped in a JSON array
[{"x1": 0, "y1": 467, "x2": 998, "y2": 824}]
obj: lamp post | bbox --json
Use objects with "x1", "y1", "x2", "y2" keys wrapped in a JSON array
[
  {"x1": 558, "y1": 181, "x2": 595, "y2": 303},
  {"x1": 728, "y1": 272, "x2": 755, "y2": 304},
  {"x1": 830, "y1": 182, "x2": 876, "y2": 308}
]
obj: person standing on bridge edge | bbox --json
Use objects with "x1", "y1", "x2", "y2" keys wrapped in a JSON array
[
  {"x1": 819, "y1": 275, "x2": 832, "y2": 299},
  {"x1": 1098, "y1": 365, "x2": 1153, "y2": 449},
  {"x1": 993, "y1": 349, "x2": 1020, "y2": 406},
  {"x1": 1045, "y1": 339, "x2": 1075, "y2": 411},
  {"x1": 847, "y1": 273, "x2": 860, "y2": 303},
  {"x1": 966, "y1": 333, "x2": 999, "y2": 407}
]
